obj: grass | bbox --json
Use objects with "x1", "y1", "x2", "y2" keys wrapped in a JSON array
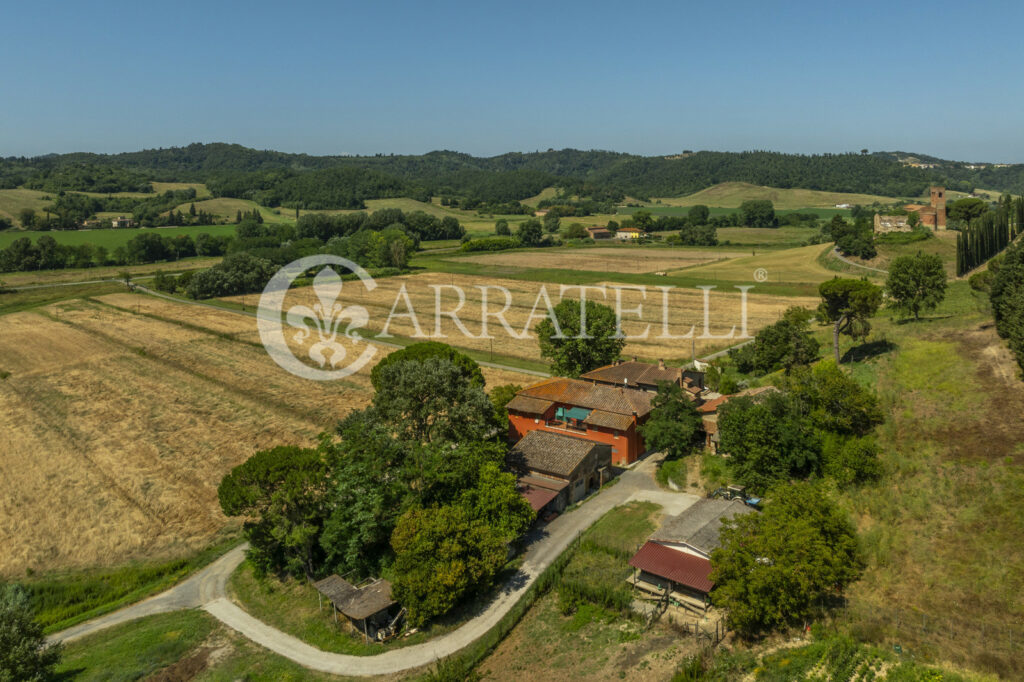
[
  {"x1": 648, "y1": 182, "x2": 904, "y2": 210},
  {"x1": 24, "y1": 535, "x2": 240, "y2": 633},
  {"x1": 55, "y1": 610, "x2": 355, "y2": 682},
  {"x1": 0, "y1": 223, "x2": 237, "y2": 249},
  {"x1": 0, "y1": 280, "x2": 125, "y2": 315},
  {"x1": 671, "y1": 243, "x2": 837, "y2": 286},
  {"x1": 0, "y1": 188, "x2": 55, "y2": 223},
  {"x1": 56, "y1": 610, "x2": 218, "y2": 681},
  {"x1": 716, "y1": 226, "x2": 819, "y2": 247},
  {"x1": 228, "y1": 561, "x2": 449, "y2": 655},
  {"x1": 151, "y1": 181, "x2": 212, "y2": 198},
  {"x1": 172, "y1": 197, "x2": 290, "y2": 224}
]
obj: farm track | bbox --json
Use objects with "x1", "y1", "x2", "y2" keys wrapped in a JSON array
[{"x1": 51, "y1": 454, "x2": 701, "y2": 677}]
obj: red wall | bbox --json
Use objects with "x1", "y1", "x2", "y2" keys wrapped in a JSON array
[{"x1": 508, "y1": 409, "x2": 646, "y2": 466}]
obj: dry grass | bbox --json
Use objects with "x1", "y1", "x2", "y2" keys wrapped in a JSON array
[
  {"x1": 0, "y1": 295, "x2": 536, "y2": 576},
  {"x1": 672, "y1": 243, "x2": 837, "y2": 284},
  {"x1": 0, "y1": 188, "x2": 54, "y2": 223},
  {"x1": 655, "y1": 182, "x2": 901, "y2": 209},
  {"x1": 1, "y1": 259, "x2": 221, "y2": 288},
  {"x1": 150, "y1": 182, "x2": 212, "y2": 198},
  {"x1": 225, "y1": 271, "x2": 817, "y2": 364},
  {"x1": 447, "y1": 247, "x2": 746, "y2": 274}
]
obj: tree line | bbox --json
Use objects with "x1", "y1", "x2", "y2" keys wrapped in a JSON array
[{"x1": 956, "y1": 194, "x2": 1024, "y2": 275}]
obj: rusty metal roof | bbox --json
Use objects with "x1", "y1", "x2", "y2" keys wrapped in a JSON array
[{"x1": 629, "y1": 541, "x2": 714, "y2": 593}]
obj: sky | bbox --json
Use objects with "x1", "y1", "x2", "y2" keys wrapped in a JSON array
[{"x1": 3, "y1": 0, "x2": 1023, "y2": 161}]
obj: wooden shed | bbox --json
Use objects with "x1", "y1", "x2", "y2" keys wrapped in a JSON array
[{"x1": 313, "y1": 575, "x2": 402, "y2": 642}]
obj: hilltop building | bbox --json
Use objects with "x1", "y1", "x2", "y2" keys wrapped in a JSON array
[{"x1": 873, "y1": 186, "x2": 947, "y2": 233}]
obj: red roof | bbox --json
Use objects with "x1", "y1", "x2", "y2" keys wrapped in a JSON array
[
  {"x1": 629, "y1": 542, "x2": 714, "y2": 593},
  {"x1": 519, "y1": 484, "x2": 560, "y2": 512},
  {"x1": 696, "y1": 395, "x2": 729, "y2": 414}
]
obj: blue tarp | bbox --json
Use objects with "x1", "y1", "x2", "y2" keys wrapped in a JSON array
[{"x1": 555, "y1": 406, "x2": 592, "y2": 421}]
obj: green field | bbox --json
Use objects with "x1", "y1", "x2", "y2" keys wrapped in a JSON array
[
  {"x1": 0, "y1": 223, "x2": 237, "y2": 249},
  {"x1": 671, "y1": 242, "x2": 837, "y2": 285},
  {"x1": 651, "y1": 181, "x2": 907, "y2": 209}
]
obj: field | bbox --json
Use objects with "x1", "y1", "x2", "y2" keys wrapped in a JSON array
[
  {"x1": 651, "y1": 181, "x2": 905, "y2": 209},
  {"x1": 0, "y1": 224, "x2": 237, "y2": 250},
  {"x1": 0, "y1": 257, "x2": 221, "y2": 288},
  {"x1": 446, "y1": 246, "x2": 747, "y2": 274},
  {"x1": 848, "y1": 231, "x2": 959, "y2": 277},
  {"x1": 151, "y1": 181, "x2": 212, "y2": 198},
  {"x1": 0, "y1": 188, "x2": 54, "y2": 223},
  {"x1": 224, "y1": 270, "x2": 818, "y2": 365},
  {"x1": 670, "y1": 242, "x2": 837, "y2": 285},
  {"x1": 715, "y1": 226, "x2": 819, "y2": 246},
  {"x1": 0, "y1": 292, "x2": 533, "y2": 577},
  {"x1": 172, "y1": 197, "x2": 291, "y2": 223}
]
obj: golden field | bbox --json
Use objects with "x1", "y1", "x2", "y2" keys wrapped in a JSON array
[
  {"x1": 446, "y1": 246, "x2": 746, "y2": 274},
  {"x1": 225, "y1": 271, "x2": 818, "y2": 364},
  {"x1": 0, "y1": 294, "x2": 532, "y2": 576}
]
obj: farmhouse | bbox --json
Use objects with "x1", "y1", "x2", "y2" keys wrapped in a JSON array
[
  {"x1": 629, "y1": 498, "x2": 756, "y2": 608},
  {"x1": 313, "y1": 575, "x2": 402, "y2": 642},
  {"x1": 615, "y1": 226, "x2": 644, "y2": 240},
  {"x1": 111, "y1": 216, "x2": 136, "y2": 229},
  {"x1": 873, "y1": 186, "x2": 947, "y2": 233},
  {"x1": 580, "y1": 358, "x2": 704, "y2": 397},
  {"x1": 507, "y1": 378, "x2": 654, "y2": 465},
  {"x1": 586, "y1": 225, "x2": 612, "y2": 239},
  {"x1": 511, "y1": 430, "x2": 611, "y2": 510}
]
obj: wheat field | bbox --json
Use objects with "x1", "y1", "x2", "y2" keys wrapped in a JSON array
[{"x1": 0, "y1": 295, "x2": 533, "y2": 576}]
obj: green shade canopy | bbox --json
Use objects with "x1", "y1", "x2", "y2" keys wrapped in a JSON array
[{"x1": 555, "y1": 406, "x2": 592, "y2": 421}]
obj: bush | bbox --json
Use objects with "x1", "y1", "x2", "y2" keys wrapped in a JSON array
[
  {"x1": 460, "y1": 237, "x2": 521, "y2": 252},
  {"x1": 969, "y1": 269, "x2": 993, "y2": 293}
]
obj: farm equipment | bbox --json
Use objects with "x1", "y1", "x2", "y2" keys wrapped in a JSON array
[{"x1": 710, "y1": 484, "x2": 761, "y2": 508}]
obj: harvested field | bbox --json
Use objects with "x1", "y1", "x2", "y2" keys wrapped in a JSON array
[
  {"x1": 447, "y1": 247, "x2": 745, "y2": 274},
  {"x1": 671, "y1": 243, "x2": 836, "y2": 284},
  {"x1": 1, "y1": 259, "x2": 221, "y2": 288},
  {"x1": 225, "y1": 271, "x2": 817, "y2": 363},
  {"x1": 0, "y1": 295, "x2": 536, "y2": 576}
]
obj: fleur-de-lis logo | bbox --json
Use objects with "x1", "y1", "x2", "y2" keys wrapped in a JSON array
[
  {"x1": 257, "y1": 255, "x2": 378, "y2": 381},
  {"x1": 285, "y1": 267, "x2": 369, "y2": 368}
]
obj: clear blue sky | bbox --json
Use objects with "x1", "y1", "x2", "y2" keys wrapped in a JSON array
[{"x1": 3, "y1": 0, "x2": 1022, "y2": 161}]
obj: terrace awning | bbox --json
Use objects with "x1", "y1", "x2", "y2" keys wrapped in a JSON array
[{"x1": 555, "y1": 406, "x2": 592, "y2": 421}]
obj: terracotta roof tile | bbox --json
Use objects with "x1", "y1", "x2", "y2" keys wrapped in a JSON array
[
  {"x1": 511, "y1": 430, "x2": 606, "y2": 478},
  {"x1": 517, "y1": 378, "x2": 653, "y2": 417}
]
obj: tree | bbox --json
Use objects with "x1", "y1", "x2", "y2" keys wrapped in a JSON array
[
  {"x1": 729, "y1": 307, "x2": 819, "y2": 375},
  {"x1": 370, "y1": 341, "x2": 484, "y2": 392},
  {"x1": 542, "y1": 213, "x2": 560, "y2": 233},
  {"x1": 740, "y1": 200, "x2": 776, "y2": 228},
  {"x1": 783, "y1": 360, "x2": 883, "y2": 437},
  {"x1": 390, "y1": 503, "x2": 507, "y2": 626},
  {"x1": 639, "y1": 381, "x2": 703, "y2": 459},
  {"x1": 688, "y1": 204, "x2": 710, "y2": 225},
  {"x1": 562, "y1": 222, "x2": 588, "y2": 239},
  {"x1": 535, "y1": 298, "x2": 625, "y2": 377},
  {"x1": 817, "y1": 278, "x2": 882, "y2": 363},
  {"x1": 947, "y1": 197, "x2": 989, "y2": 224},
  {"x1": 885, "y1": 252, "x2": 947, "y2": 320},
  {"x1": 17, "y1": 208, "x2": 36, "y2": 229},
  {"x1": 488, "y1": 383, "x2": 522, "y2": 426},
  {"x1": 631, "y1": 210, "x2": 654, "y2": 229},
  {"x1": 0, "y1": 584, "x2": 61, "y2": 682},
  {"x1": 495, "y1": 218, "x2": 510, "y2": 235},
  {"x1": 990, "y1": 243, "x2": 1024, "y2": 372},
  {"x1": 369, "y1": 356, "x2": 496, "y2": 444},
  {"x1": 906, "y1": 211, "x2": 921, "y2": 229},
  {"x1": 710, "y1": 482, "x2": 863, "y2": 635},
  {"x1": 718, "y1": 392, "x2": 822, "y2": 492},
  {"x1": 517, "y1": 219, "x2": 543, "y2": 245},
  {"x1": 457, "y1": 461, "x2": 535, "y2": 543},
  {"x1": 218, "y1": 445, "x2": 331, "y2": 577}
]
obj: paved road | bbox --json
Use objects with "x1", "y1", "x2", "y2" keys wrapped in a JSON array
[
  {"x1": 831, "y1": 247, "x2": 889, "y2": 275},
  {"x1": 50, "y1": 455, "x2": 699, "y2": 676}
]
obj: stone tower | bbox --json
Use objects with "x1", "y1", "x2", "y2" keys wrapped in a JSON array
[{"x1": 930, "y1": 186, "x2": 947, "y2": 229}]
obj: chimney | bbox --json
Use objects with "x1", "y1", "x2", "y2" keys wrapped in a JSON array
[{"x1": 658, "y1": 358, "x2": 665, "y2": 370}]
